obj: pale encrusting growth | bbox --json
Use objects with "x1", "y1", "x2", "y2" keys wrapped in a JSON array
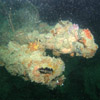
[{"x1": 0, "y1": 20, "x2": 98, "y2": 89}]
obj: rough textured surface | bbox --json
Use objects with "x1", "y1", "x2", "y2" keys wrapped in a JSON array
[{"x1": 0, "y1": 20, "x2": 98, "y2": 89}]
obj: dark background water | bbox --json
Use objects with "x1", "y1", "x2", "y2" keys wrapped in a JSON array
[{"x1": 0, "y1": 0, "x2": 100, "y2": 100}]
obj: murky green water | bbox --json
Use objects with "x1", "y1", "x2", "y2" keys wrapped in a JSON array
[{"x1": 0, "y1": 0, "x2": 100, "y2": 100}]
